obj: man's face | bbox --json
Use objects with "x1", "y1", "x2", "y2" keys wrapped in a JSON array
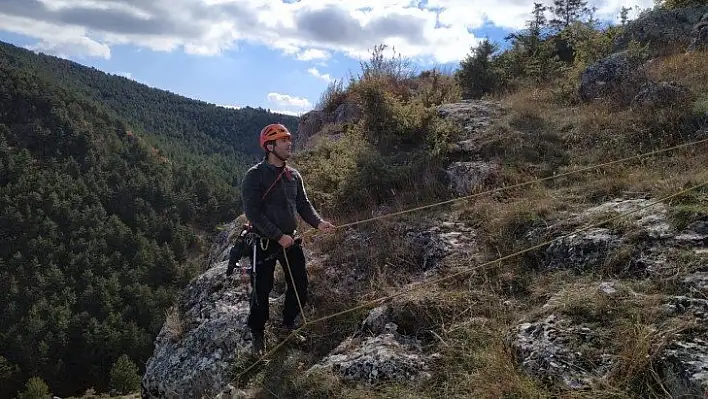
[{"x1": 270, "y1": 137, "x2": 292, "y2": 159}]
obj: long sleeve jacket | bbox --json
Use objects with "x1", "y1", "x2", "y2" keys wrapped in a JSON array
[{"x1": 240, "y1": 160, "x2": 323, "y2": 241}]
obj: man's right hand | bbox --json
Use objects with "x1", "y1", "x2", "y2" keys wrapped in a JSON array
[{"x1": 278, "y1": 235, "x2": 295, "y2": 248}]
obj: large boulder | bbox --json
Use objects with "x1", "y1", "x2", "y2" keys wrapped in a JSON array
[{"x1": 579, "y1": 52, "x2": 648, "y2": 105}]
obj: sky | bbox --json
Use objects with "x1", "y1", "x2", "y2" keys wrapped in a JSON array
[{"x1": 0, "y1": 0, "x2": 654, "y2": 116}]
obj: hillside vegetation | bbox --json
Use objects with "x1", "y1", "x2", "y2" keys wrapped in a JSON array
[
  {"x1": 229, "y1": 1, "x2": 708, "y2": 398},
  {"x1": 0, "y1": 43, "x2": 296, "y2": 397}
]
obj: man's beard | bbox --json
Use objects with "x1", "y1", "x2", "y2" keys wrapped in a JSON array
[{"x1": 274, "y1": 147, "x2": 291, "y2": 160}]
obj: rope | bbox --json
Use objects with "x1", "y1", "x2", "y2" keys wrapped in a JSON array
[
  {"x1": 282, "y1": 246, "x2": 308, "y2": 325},
  {"x1": 300, "y1": 137, "x2": 708, "y2": 236},
  {"x1": 233, "y1": 178, "x2": 708, "y2": 383}
]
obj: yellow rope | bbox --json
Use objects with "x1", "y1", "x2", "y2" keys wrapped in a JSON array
[{"x1": 282, "y1": 246, "x2": 308, "y2": 325}]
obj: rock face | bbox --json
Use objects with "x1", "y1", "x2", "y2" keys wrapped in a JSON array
[
  {"x1": 613, "y1": 5, "x2": 708, "y2": 53},
  {"x1": 444, "y1": 161, "x2": 500, "y2": 196},
  {"x1": 295, "y1": 110, "x2": 332, "y2": 150},
  {"x1": 141, "y1": 262, "x2": 260, "y2": 399},
  {"x1": 403, "y1": 219, "x2": 479, "y2": 275},
  {"x1": 660, "y1": 296, "x2": 708, "y2": 396},
  {"x1": 434, "y1": 100, "x2": 505, "y2": 195},
  {"x1": 544, "y1": 228, "x2": 623, "y2": 272}
]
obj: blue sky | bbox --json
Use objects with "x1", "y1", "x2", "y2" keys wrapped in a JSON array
[{"x1": 0, "y1": 0, "x2": 651, "y2": 116}]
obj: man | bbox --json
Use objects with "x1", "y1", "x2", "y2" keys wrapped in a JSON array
[{"x1": 240, "y1": 123, "x2": 335, "y2": 356}]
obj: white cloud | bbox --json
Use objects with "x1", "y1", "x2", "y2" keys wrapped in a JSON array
[
  {"x1": 270, "y1": 109, "x2": 304, "y2": 116},
  {"x1": 307, "y1": 67, "x2": 333, "y2": 82},
  {"x1": 296, "y1": 48, "x2": 330, "y2": 61},
  {"x1": 0, "y1": 0, "x2": 654, "y2": 63},
  {"x1": 118, "y1": 71, "x2": 132, "y2": 79},
  {"x1": 267, "y1": 92, "x2": 312, "y2": 110}
]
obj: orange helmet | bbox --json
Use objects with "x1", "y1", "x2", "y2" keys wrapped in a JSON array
[{"x1": 259, "y1": 123, "x2": 291, "y2": 150}]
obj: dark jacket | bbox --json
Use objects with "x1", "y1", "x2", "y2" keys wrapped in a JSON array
[{"x1": 241, "y1": 160, "x2": 323, "y2": 241}]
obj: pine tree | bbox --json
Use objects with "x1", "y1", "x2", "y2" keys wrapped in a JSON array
[
  {"x1": 16, "y1": 377, "x2": 50, "y2": 399},
  {"x1": 109, "y1": 354, "x2": 141, "y2": 394},
  {"x1": 455, "y1": 39, "x2": 500, "y2": 99},
  {"x1": 549, "y1": 0, "x2": 591, "y2": 31}
]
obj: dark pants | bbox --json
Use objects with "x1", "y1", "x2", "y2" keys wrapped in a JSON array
[{"x1": 246, "y1": 238, "x2": 308, "y2": 334}]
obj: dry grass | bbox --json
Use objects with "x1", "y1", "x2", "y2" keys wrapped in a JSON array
[
  {"x1": 646, "y1": 51, "x2": 708, "y2": 95},
  {"x1": 163, "y1": 305, "x2": 183, "y2": 342}
]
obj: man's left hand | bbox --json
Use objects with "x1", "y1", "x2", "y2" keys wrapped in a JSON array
[{"x1": 318, "y1": 221, "x2": 336, "y2": 232}]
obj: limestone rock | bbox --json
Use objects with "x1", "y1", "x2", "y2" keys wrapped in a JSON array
[
  {"x1": 687, "y1": 12, "x2": 708, "y2": 52},
  {"x1": 437, "y1": 100, "x2": 504, "y2": 155},
  {"x1": 544, "y1": 228, "x2": 622, "y2": 272},
  {"x1": 141, "y1": 262, "x2": 267, "y2": 399},
  {"x1": 511, "y1": 314, "x2": 615, "y2": 389},
  {"x1": 308, "y1": 316, "x2": 439, "y2": 387},
  {"x1": 444, "y1": 161, "x2": 500, "y2": 196}
]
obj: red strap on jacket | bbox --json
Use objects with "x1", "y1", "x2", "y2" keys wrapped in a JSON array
[{"x1": 261, "y1": 166, "x2": 290, "y2": 200}]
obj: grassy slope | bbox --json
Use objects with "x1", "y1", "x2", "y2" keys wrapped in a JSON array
[{"x1": 234, "y1": 50, "x2": 708, "y2": 398}]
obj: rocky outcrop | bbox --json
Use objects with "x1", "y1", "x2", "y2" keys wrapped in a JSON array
[
  {"x1": 511, "y1": 197, "x2": 708, "y2": 393},
  {"x1": 544, "y1": 228, "x2": 623, "y2": 272},
  {"x1": 307, "y1": 306, "x2": 440, "y2": 386},
  {"x1": 660, "y1": 296, "x2": 708, "y2": 396},
  {"x1": 295, "y1": 102, "x2": 362, "y2": 149},
  {"x1": 688, "y1": 12, "x2": 708, "y2": 52},
  {"x1": 434, "y1": 100, "x2": 505, "y2": 195},
  {"x1": 444, "y1": 161, "x2": 501, "y2": 196},
  {"x1": 579, "y1": 52, "x2": 648, "y2": 104},
  {"x1": 295, "y1": 110, "x2": 331, "y2": 150},
  {"x1": 141, "y1": 262, "x2": 263, "y2": 399},
  {"x1": 437, "y1": 100, "x2": 505, "y2": 156},
  {"x1": 403, "y1": 220, "x2": 479, "y2": 276},
  {"x1": 512, "y1": 313, "x2": 615, "y2": 389},
  {"x1": 613, "y1": 5, "x2": 708, "y2": 53},
  {"x1": 631, "y1": 81, "x2": 694, "y2": 109}
]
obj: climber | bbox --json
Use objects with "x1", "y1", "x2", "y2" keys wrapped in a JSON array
[{"x1": 239, "y1": 122, "x2": 335, "y2": 356}]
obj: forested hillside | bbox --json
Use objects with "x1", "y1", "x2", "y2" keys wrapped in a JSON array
[
  {"x1": 0, "y1": 41, "x2": 299, "y2": 226},
  {"x1": 0, "y1": 41, "x2": 297, "y2": 398}
]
